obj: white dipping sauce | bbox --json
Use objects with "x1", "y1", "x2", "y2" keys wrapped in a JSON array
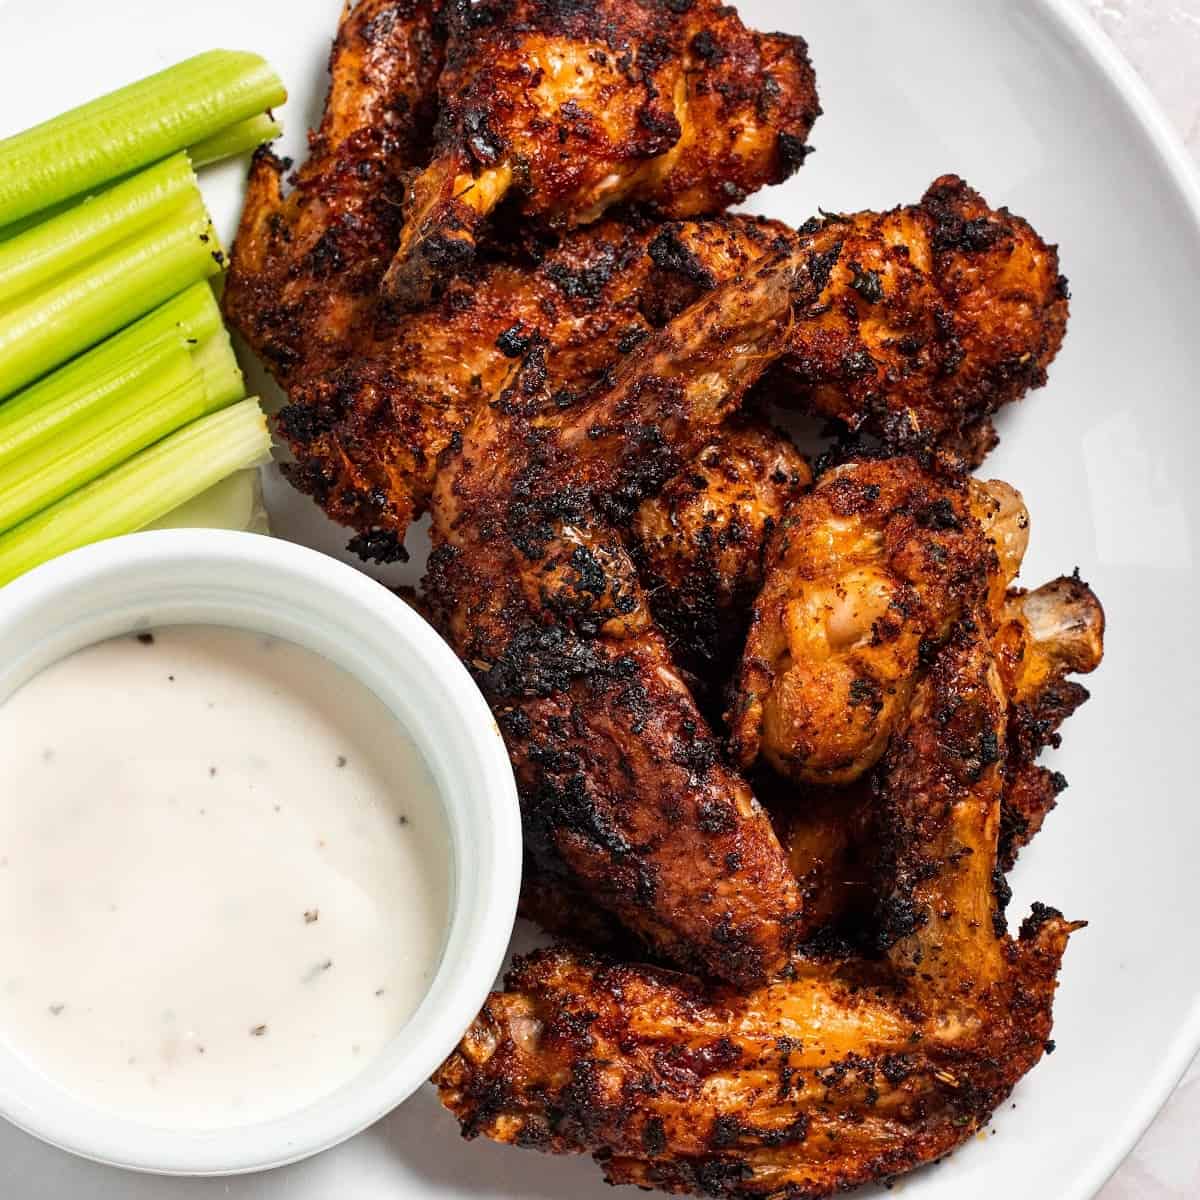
[{"x1": 0, "y1": 626, "x2": 450, "y2": 1129}]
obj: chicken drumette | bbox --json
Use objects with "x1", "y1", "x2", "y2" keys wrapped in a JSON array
[
  {"x1": 653, "y1": 176, "x2": 1069, "y2": 464},
  {"x1": 381, "y1": 0, "x2": 820, "y2": 306}
]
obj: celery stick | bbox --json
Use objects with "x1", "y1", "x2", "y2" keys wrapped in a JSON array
[
  {"x1": 0, "y1": 154, "x2": 199, "y2": 306},
  {"x1": 0, "y1": 51, "x2": 286, "y2": 228},
  {"x1": 0, "y1": 194, "x2": 77, "y2": 242},
  {"x1": 189, "y1": 113, "x2": 283, "y2": 168},
  {"x1": 190, "y1": 329, "x2": 245, "y2": 409},
  {"x1": 0, "y1": 362, "x2": 209, "y2": 534},
  {"x1": 0, "y1": 331, "x2": 242, "y2": 472},
  {"x1": 0, "y1": 339, "x2": 183, "y2": 469},
  {"x1": 0, "y1": 284, "x2": 222, "y2": 441},
  {"x1": 0, "y1": 399, "x2": 271, "y2": 586},
  {"x1": 0, "y1": 199, "x2": 222, "y2": 400}
]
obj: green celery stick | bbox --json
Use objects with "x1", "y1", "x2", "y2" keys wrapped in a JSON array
[
  {"x1": 0, "y1": 285, "x2": 225, "y2": 452},
  {"x1": 0, "y1": 197, "x2": 222, "y2": 400},
  {"x1": 189, "y1": 113, "x2": 283, "y2": 168},
  {"x1": 190, "y1": 329, "x2": 245, "y2": 409},
  {"x1": 0, "y1": 331, "x2": 242, "y2": 471},
  {"x1": 0, "y1": 359, "x2": 209, "y2": 534},
  {"x1": 0, "y1": 154, "x2": 199, "y2": 306},
  {"x1": 0, "y1": 51, "x2": 286, "y2": 227},
  {"x1": 0, "y1": 339, "x2": 182, "y2": 469},
  {"x1": 0, "y1": 398, "x2": 271, "y2": 586}
]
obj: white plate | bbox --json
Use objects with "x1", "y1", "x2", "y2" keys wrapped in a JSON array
[{"x1": 1, "y1": 1, "x2": 1199, "y2": 1197}]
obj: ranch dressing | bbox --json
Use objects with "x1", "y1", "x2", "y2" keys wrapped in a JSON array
[{"x1": 0, "y1": 626, "x2": 450, "y2": 1129}]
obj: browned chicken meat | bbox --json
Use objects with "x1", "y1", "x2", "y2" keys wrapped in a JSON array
[
  {"x1": 730, "y1": 458, "x2": 1022, "y2": 785},
  {"x1": 381, "y1": 0, "x2": 820, "y2": 305},
  {"x1": 435, "y1": 603, "x2": 1082, "y2": 1197},
  {"x1": 222, "y1": 0, "x2": 444, "y2": 386},
  {"x1": 657, "y1": 176, "x2": 1069, "y2": 463},
  {"x1": 783, "y1": 176, "x2": 1068, "y2": 459},
  {"x1": 629, "y1": 418, "x2": 811, "y2": 709}
]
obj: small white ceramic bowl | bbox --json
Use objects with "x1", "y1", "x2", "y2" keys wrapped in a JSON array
[{"x1": 0, "y1": 530, "x2": 522, "y2": 1176}]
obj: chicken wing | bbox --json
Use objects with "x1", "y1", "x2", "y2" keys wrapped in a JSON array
[
  {"x1": 730, "y1": 457, "x2": 1020, "y2": 785},
  {"x1": 777, "y1": 176, "x2": 1069, "y2": 459},
  {"x1": 652, "y1": 177, "x2": 1069, "y2": 463},
  {"x1": 222, "y1": 0, "x2": 445, "y2": 385},
  {"x1": 422, "y1": 273, "x2": 812, "y2": 983},
  {"x1": 435, "y1": 609, "x2": 1080, "y2": 1197},
  {"x1": 629, "y1": 418, "x2": 811, "y2": 711},
  {"x1": 995, "y1": 574, "x2": 1105, "y2": 868},
  {"x1": 381, "y1": 0, "x2": 820, "y2": 306}
]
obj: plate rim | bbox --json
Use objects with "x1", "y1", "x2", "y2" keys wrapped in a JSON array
[{"x1": 1032, "y1": 2, "x2": 1200, "y2": 1196}]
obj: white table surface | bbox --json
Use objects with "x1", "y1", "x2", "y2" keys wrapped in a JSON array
[{"x1": 1080, "y1": 3, "x2": 1200, "y2": 1196}]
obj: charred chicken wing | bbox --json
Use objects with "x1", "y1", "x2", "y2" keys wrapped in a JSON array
[
  {"x1": 730, "y1": 458, "x2": 1018, "y2": 785},
  {"x1": 654, "y1": 178, "x2": 1069, "y2": 462},
  {"x1": 381, "y1": 0, "x2": 820, "y2": 305},
  {"x1": 422, "y1": 260, "x2": 822, "y2": 983},
  {"x1": 222, "y1": 0, "x2": 445, "y2": 385},
  {"x1": 629, "y1": 418, "x2": 811, "y2": 710}
]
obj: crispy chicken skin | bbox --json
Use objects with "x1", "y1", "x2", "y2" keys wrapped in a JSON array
[
  {"x1": 263, "y1": 213, "x2": 790, "y2": 558},
  {"x1": 435, "y1": 611, "x2": 1081, "y2": 1197},
  {"x1": 279, "y1": 218, "x2": 663, "y2": 556},
  {"x1": 222, "y1": 0, "x2": 445, "y2": 385},
  {"x1": 381, "y1": 0, "x2": 819, "y2": 305},
  {"x1": 730, "y1": 459, "x2": 1016, "y2": 786},
  {"x1": 630, "y1": 419, "x2": 812, "y2": 708}
]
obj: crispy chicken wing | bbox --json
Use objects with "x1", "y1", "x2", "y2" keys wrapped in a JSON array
[
  {"x1": 629, "y1": 418, "x2": 811, "y2": 710},
  {"x1": 435, "y1": 610, "x2": 1080, "y2": 1196},
  {"x1": 730, "y1": 458, "x2": 1019, "y2": 785},
  {"x1": 381, "y1": 0, "x2": 819, "y2": 306},
  {"x1": 777, "y1": 176, "x2": 1069, "y2": 458},
  {"x1": 222, "y1": 0, "x2": 445, "y2": 385},
  {"x1": 652, "y1": 177, "x2": 1069, "y2": 462}
]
